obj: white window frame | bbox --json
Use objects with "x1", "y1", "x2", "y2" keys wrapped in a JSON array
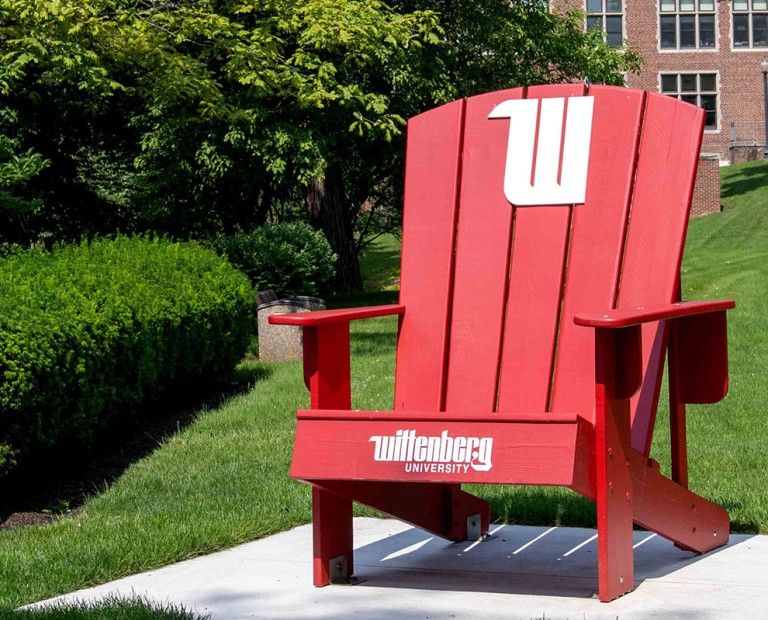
[
  {"x1": 657, "y1": 0, "x2": 718, "y2": 53},
  {"x1": 585, "y1": 0, "x2": 626, "y2": 47},
  {"x1": 658, "y1": 71, "x2": 721, "y2": 133},
  {"x1": 731, "y1": 0, "x2": 768, "y2": 50}
]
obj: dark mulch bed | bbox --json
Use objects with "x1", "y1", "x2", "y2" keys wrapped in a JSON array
[
  {"x1": 0, "y1": 511, "x2": 55, "y2": 530},
  {"x1": 0, "y1": 366, "x2": 265, "y2": 531}
]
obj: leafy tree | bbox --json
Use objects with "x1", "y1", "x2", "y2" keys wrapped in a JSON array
[
  {"x1": 0, "y1": 0, "x2": 439, "y2": 282},
  {"x1": 0, "y1": 0, "x2": 640, "y2": 291},
  {"x1": 0, "y1": 126, "x2": 48, "y2": 223},
  {"x1": 0, "y1": 0, "x2": 134, "y2": 241},
  {"x1": 304, "y1": 0, "x2": 642, "y2": 289}
]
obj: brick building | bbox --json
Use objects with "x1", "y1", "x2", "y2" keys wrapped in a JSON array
[
  {"x1": 550, "y1": 0, "x2": 768, "y2": 213},
  {"x1": 553, "y1": 0, "x2": 768, "y2": 164}
]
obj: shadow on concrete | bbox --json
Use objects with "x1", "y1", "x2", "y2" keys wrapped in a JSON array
[
  {"x1": 349, "y1": 523, "x2": 750, "y2": 600},
  {"x1": 31, "y1": 517, "x2": 764, "y2": 619}
]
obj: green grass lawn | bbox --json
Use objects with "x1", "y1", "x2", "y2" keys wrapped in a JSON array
[
  {"x1": 1, "y1": 597, "x2": 202, "y2": 619},
  {"x1": 0, "y1": 316, "x2": 400, "y2": 607},
  {"x1": 2, "y1": 163, "x2": 768, "y2": 608},
  {"x1": 359, "y1": 233, "x2": 401, "y2": 292}
]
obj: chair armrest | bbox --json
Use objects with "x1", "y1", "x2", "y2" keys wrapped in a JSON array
[
  {"x1": 574, "y1": 300, "x2": 735, "y2": 329},
  {"x1": 268, "y1": 304, "x2": 405, "y2": 327},
  {"x1": 272, "y1": 304, "x2": 403, "y2": 410},
  {"x1": 581, "y1": 300, "x2": 733, "y2": 407}
]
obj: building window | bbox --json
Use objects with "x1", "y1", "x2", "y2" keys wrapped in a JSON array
[
  {"x1": 660, "y1": 73, "x2": 718, "y2": 130},
  {"x1": 659, "y1": 0, "x2": 716, "y2": 50},
  {"x1": 586, "y1": 0, "x2": 623, "y2": 47},
  {"x1": 733, "y1": 0, "x2": 768, "y2": 48}
]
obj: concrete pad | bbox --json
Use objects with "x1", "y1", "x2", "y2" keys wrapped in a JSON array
[{"x1": 32, "y1": 518, "x2": 768, "y2": 619}]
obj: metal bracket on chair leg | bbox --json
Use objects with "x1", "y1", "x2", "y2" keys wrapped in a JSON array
[
  {"x1": 467, "y1": 513, "x2": 482, "y2": 540},
  {"x1": 329, "y1": 554, "x2": 349, "y2": 584},
  {"x1": 329, "y1": 555, "x2": 365, "y2": 585}
]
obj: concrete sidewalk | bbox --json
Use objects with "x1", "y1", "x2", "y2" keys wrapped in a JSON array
[{"x1": 35, "y1": 518, "x2": 768, "y2": 619}]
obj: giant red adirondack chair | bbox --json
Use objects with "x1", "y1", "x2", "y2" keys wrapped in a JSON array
[{"x1": 270, "y1": 84, "x2": 734, "y2": 602}]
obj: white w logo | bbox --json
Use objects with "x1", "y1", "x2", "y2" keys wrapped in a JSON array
[{"x1": 488, "y1": 96, "x2": 594, "y2": 206}]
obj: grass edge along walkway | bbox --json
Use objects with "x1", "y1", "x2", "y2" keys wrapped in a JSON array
[{"x1": 0, "y1": 595, "x2": 203, "y2": 619}]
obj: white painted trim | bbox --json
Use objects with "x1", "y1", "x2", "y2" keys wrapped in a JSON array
[
  {"x1": 489, "y1": 96, "x2": 595, "y2": 206},
  {"x1": 657, "y1": 48, "x2": 720, "y2": 54}
]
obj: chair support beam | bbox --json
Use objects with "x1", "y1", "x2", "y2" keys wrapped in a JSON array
[
  {"x1": 594, "y1": 327, "x2": 638, "y2": 601},
  {"x1": 303, "y1": 323, "x2": 354, "y2": 586}
]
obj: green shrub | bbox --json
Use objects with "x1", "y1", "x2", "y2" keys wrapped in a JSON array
[
  {"x1": 0, "y1": 236, "x2": 253, "y2": 478},
  {"x1": 210, "y1": 223, "x2": 336, "y2": 297}
]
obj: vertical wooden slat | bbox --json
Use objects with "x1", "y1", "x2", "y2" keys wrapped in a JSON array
[
  {"x1": 632, "y1": 323, "x2": 668, "y2": 455},
  {"x1": 618, "y1": 94, "x2": 704, "y2": 453},
  {"x1": 550, "y1": 86, "x2": 646, "y2": 418},
  {"x1": 496, "y1": 207, "x2": 571, "y2": 412},
  {"x1": 394, "y1": 100, "x2": 465, "y2": 411},
  {"x1": 395, "y1": 87, "x2": 703, "y2": 446},
  {"x1": 496, "y1": 83, "x2": 584, "y2": 414},
  {"x1": 618, "y1": 95, "x2": 703, "y2": 306},
  {"x1": 443, "y1": 88, "x2": 524, "y2": 413}
]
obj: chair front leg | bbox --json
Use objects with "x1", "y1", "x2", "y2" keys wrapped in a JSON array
[
  {"x1": 302, "y1": 323, "x2": 354, "y2": 585},
  {"x1": 594, "y1": 327, "x2": 640, "y2": 602}
]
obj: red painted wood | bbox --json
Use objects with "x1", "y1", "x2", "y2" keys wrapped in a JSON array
[
  {"x1": 629, "y1": 450, "x2": 729, "y2": 553},
  {"x1": 617, "y1": 93, "x2": 705, "y2": 455},
  {"x1": 269, "y1": 304, "x2": 404, "y2": 326},
  {"x1": 550, "y1": 86, "x2": 645, "y2": 418},
  {"x1": 619, "y1": 95, "x2": 704, "y2": 308},
  {"x1": 311, "y1": 485, "x2": 353, "y2": 586},
  {"x1": 630, "y1": 282, "x2": 675, "y2": 459},
  {"x1": 444, "y1": 88, "x2": 524, "y2": 413},
  {"x1": 497, "y1": 205, "x2": 571, "y2": 412},
  {"x1": 579, "y1": 305, "x2": 732, "y2": 456},
  {"x1": 594, "y1": 328, "x2": 636, "y2": 602},
  {"x1": 668, "y1": 318, "x2": 690, "y2": 490},
  {"x1": 668, "y1": 390, "x2": 689, "y2": 489},
  {"x1": 297, "y1": 409, "x2": 578, "y2": 423},
  {"x1": 497, "y1": 83, "x2": 585, "y2": 414},
  {"x1": 574, "y1": 300, "x2": 734, "y2": 328},
  {"x1": 631, "y1": 324, "x2": 669, "y2": 456},
  {"x1": 301, "y1": 323, "x2": 354, "y2": 586},
  {"x1": 298, "y1": 408, "x2": 595, "y2": 495},
  {"x1": 279, "y1": 85, "x2": 733, "y2": 600},
  {"x1": 395, "y1": 99, "x2": 465, "y2": 411},
  {"x1": 666, "y1": 310, "x2": 730, "y2": 508},
  {"x1": 312, "y1": 481, "x2": 490, "y2": 542},
  {"x1": 302, "y1": 324, "x2": 351, "y2": 410},
  {"x1": 291, "y1": 418, "x2": 585, "y2": 486},
  {"x1": 671, "y1": 310, "x2": 730, "y2": 404}
]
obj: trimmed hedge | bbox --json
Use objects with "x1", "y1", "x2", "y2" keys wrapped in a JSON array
[
  {"x1": 209, "y1": 223, "x2": 336, "y2": 298},
  {"x1": 0, "y1": 237, "x2": 254, "y2": 476}
]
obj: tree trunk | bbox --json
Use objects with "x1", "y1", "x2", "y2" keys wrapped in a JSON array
[
  {"x1": 307, "y1": 165, "x2": 364, "y2": 292},
  {"x1": 254, "y1": 187, "x2": 273, "y2": 226}
]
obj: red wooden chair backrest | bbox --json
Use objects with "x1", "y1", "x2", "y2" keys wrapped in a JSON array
[{"x1": 393, "y1": 84, "x2": 704, "y2": 456}]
